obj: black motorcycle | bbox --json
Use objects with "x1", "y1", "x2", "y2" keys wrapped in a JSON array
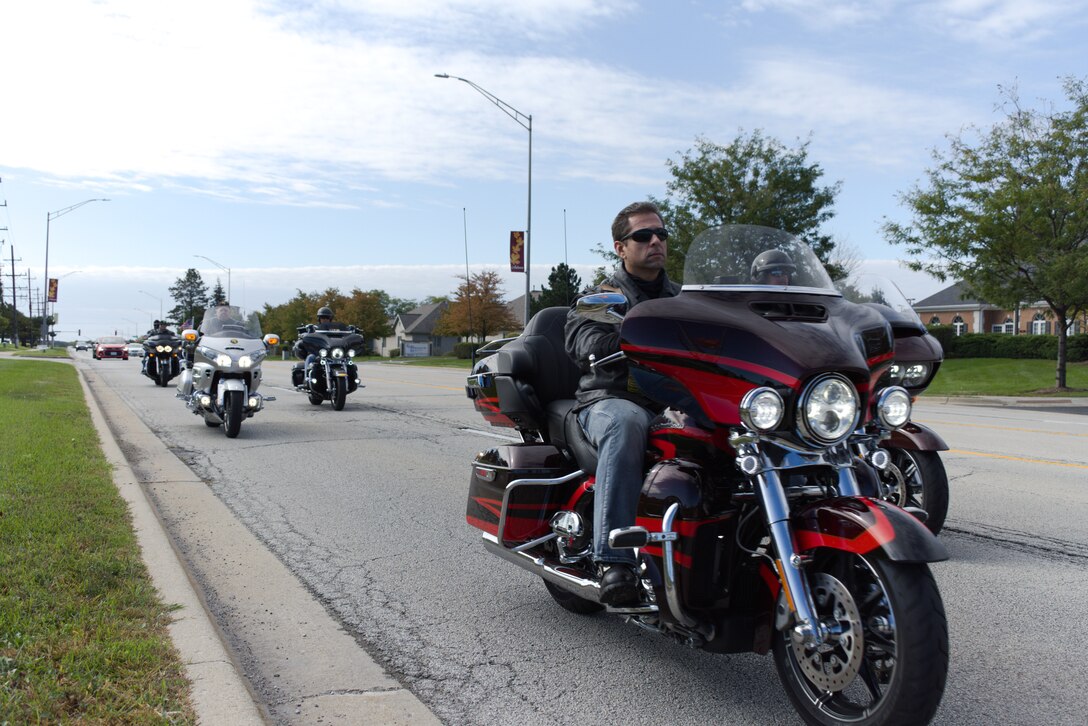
[
  {"x1": 291, "y1": 325, "x2": 365, "y2": 410},
  {"x1": 142, "y1": 333, "x2": 184, "y2": 387}
]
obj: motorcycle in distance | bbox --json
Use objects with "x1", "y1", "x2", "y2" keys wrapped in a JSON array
[
  {"x1": 141, "y1": 331, "x2": 185, "y2": 387},
  {"x1": 291, "y1": 323, "x2": 365, "y2": 410},
  {"x1": 839, "y1": 274, "x2": 949, "y2": 534},
  {"x1": 176, "y1": 305, "x2": 280, "y2": 438},
  {"x1": 464, "y1": 225, "x2": 949, "y2": 725}
]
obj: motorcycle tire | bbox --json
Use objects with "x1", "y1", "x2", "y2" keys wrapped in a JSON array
[
  {"x1": 308, "y1": 392, "x2": 324, "y2": 405},
  {"x1": 888, "y1": 448, "x2": 949, "y2": 535},
  {"x1": 331, "y1": 377, "x2": 347, "y2": 411},
  {"x1": 223, "y1": 390, "x2": 244, "y2": 438},
  {"x1": 772, "y1": 553, "x2": 948, "y2": 726},
  {"x1": 543, "y1": 579, "x2": 603, "y2": 615},
  {"x1": 159, "y1": 366, "x2": 170, "y2": 387}
]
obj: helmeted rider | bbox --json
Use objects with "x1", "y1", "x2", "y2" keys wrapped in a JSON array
[{"x1": 750, "y1": 249, "x2": 796, "y2": 285}]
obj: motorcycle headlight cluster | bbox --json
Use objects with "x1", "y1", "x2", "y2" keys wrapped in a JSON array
[
  {"x1": 876, "y1": 386, "x2": 912, "y2": 429},
  {"x1": 902, "y1": 363, "x2": 930, "y2": 387},
  {"x1": 797, "y1": 374, "x2": 859, "y2": 445},
  {"x1": 739, "y1": 388, "x2": 785, "y2": 432},
  {"x1": 155, "y1": 344, "x2": 173, "y2": 353}
]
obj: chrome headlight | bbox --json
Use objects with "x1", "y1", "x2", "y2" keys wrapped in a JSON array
[
  {"x1": 740, "y1": 387, "x2": 785, "y2": 432},
  {"x1": 876, "y1": 386, "x2": 912, "y2": 429},
  {"x1": 347, "y1": 348, "x2": 357, "y2": 358},
  {"x1": 319, "y1": 349, "x2": 328, "y2": 358},
  {"x1": 163, "y1": 345, "x2": 173, "y2": 353},
  {"x1": 155, "y1": 345, "x2": 166, "y2": 353},
  {"x1": 331, "y1": 347, "x2": 344, "y2": 359},
  {"x1": 215, "y1": 353, "x2": 233, "y2": 368},
  {"x1": 902, "y1": 363, "x2": 929, "y2": 387},
  {"x1": 797, "y1": 374, "x2": 859, "y2": 444}
]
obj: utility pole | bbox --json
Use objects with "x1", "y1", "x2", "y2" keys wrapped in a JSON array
[{"x1": 8, "y1": 245, "x2": 20, "y2": 346}]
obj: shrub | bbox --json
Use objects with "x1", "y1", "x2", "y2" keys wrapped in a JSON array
[
  {"x1": 453, "y1": 342, "x2": 479, "y2": 359},
  {"x1": 937, "y1": 331, "x2": 1088, "y2": 360},
  {"x1": 389, "y1": 349, "x2": 400, "y2": 358}
]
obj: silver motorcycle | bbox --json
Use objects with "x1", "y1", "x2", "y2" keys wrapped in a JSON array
[{"x1": 177, "y1": 305, "x2": 280, "y2": 438}]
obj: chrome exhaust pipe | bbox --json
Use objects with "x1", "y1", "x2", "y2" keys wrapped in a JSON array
[{"x1": 482, "y1": 533, "x2": 604, "y2": 603}]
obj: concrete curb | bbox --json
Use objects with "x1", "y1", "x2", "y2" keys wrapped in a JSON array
[{"x1": 75, "y1": 364, "x2": 267, "y2": 724}]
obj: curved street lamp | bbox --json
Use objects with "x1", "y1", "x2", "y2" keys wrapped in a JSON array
[
  {"x1": 435, "y1": 73, "x2": 532, "y2": 325},
  {"x1": 194, "y1": 254, "x2": 231, "y2": 304},
  {"x1": 42, "y1": 198, "x2": 109, "y2": 342}
]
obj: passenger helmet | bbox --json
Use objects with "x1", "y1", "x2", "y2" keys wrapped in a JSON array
[{"x1": 750, "y1": 249, "x2": 797, "y2": 280}]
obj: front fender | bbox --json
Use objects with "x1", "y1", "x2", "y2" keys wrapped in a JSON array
[
  {"x1": 217, "y1": 377, "x2": 248, "y2": 406},
  {"x1": 887, "y1": 421, "x2": 948, "y2": 451},
  {"x1": 793, "y1": 496, "x2": 948, "y2": 563}
]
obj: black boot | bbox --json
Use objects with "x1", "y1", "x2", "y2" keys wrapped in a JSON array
[{"x1": 599, "y1": 564, "x2": 639, "y2": 606}]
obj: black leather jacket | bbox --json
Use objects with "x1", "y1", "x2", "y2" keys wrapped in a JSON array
[{"x1": 564, "y1": 264, "x2": 680, "y2": 409}]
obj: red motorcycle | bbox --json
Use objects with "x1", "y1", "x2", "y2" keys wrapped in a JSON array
[
  {"x1": 840, "y1": 274, "x2": 949, "y2": 534},
  {"x1": 465, "y1": 225, "x2": 949, "y2": 725}
]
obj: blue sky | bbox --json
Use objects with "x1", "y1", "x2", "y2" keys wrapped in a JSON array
[{"x1": 2, "y1": 0, "x2": 1086, "y2": 339}]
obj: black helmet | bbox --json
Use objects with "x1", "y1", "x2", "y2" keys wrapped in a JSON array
[
  {"x1": 317, "y1": 306, "x2": 334, "y2": 319},
  {"x1": 750, "y1": 249, "x2": 797, "y2": 280},
  {"x1": 153, "y1": 319, "x2": 161, "y2": 326}
]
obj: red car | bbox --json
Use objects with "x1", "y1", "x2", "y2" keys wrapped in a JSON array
[{"x1": 93, "y1": 336, "x2": 129, "y2": 360}]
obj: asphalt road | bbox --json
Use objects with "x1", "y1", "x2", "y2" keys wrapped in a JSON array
[{"x1": 76, "y1": 353, "x2": 1088, "y2": 725}]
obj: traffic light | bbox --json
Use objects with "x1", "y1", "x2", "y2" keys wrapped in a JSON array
[{"x1": 78, "y1": 329, "x2": 81, "y2": 336}]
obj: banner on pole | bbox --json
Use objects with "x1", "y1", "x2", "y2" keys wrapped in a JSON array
[
  {"x1": 509, "y1": 231, "x2": 525, "y2": 273},
  {"x1": 47, "y1": 278, "x2": 58, "y2": 303}
]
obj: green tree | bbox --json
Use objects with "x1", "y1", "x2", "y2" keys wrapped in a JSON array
[
  {"x1": 600, "y1": 132, "x2": 842, "y2": 282},
  {"x1": 434, "y1": 271, "x2": 519, "y2": 343},
  {"x1": 339, "y1": 288, "x2": 395, "y2": 342},
  {"x1": 167, "y1": 268, "x2": 209, "y2": 328},
  {"x1": 530, "y1": 263, "x2": 582, "y2": 315},
  {"x1": 210, "y1": 279, "x2": 228, "y2": 306},
  {"x1": 884, "y1": 78, "x2": 1088, "y2": 390}
]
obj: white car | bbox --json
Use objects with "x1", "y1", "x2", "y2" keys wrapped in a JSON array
[{"x1": 127, "y1": 343, "x2": 145, "y2": 358}]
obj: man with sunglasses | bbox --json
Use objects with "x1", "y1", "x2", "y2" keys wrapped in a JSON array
[{"x1": 565, "y1": 201, "x2": 681, "y2": 606}]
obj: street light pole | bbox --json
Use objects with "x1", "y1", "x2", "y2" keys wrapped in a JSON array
[
  {"x1": 435, "y1": 73, "x2": 533, "y2": 325},
  {"x1": 43, "y1": 198, "x2": 109, "y2": 343},
  {"x1": 194, "y1": 255, "x2": 231, "y2": 304},
  {"x1": 137, "y1": 290, "x2": 163, "y2": 320}
]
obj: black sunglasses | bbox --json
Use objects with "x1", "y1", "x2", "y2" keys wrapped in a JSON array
[{"x1": 621, "y1": 227, "x2": 669, "y2": 243}]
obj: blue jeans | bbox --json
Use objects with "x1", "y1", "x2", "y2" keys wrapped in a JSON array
[{"x1": 577, "y1": 398, "x2": 654, "y2": 565}]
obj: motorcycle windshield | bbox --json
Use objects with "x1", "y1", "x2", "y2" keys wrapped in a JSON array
[
  {"x1": 682, "y1": 225, "x2": 837, "y2": 293},
  {"x1": 199, "y1": 305, "x2": 263, "y2": 339},
  {"x1": 837, "y1": 273, "x2": 924, "y2": 326}
]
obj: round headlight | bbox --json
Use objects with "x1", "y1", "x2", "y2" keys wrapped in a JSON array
[
  {"x1": 347, "y1": 348, "x2": 357, "y2": 358},
  {"x1": 876, "y1": 386, "x2": 912, "y2": 428},
  {"x1": 156, "y1": 345, "x2": 166, "y2": 353},
  {"x1": 885, "y1": 363, "x2": 905, "y2": 384},
  {"x1": 163, "y1": 345, "x2": 172, "y2": 353},
  {"x1": 319, "y1": 349, "x2": 328, "y2": 358},
  {"x1": 902, "y1": 363, "x2": 929, "y2": 387},
  {"x1": 740, "y1": 387, "x2": 785, "y2": 432},
  {"x1": 331, "y1": 347, "x2": 344, "y2": 359},
  {"x1": 798, "y1": 375, "x2": 859, "y2": 444}
]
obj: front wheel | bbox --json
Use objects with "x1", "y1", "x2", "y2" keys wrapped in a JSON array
[
  {"x1": 223, "y1": 390, "x2": 244, "y2": 438},
  {"x1": 884, "y1": 449, "x2": 949, "y2": 535},
  {"x1": 331, "y1": 376, "x2": 347, "y2": 411},
  {"x1": 773, "y1": 554, "x2": 948, "y2": 726},
  {"x1": 158, "y1": 364, "x2": 171, "y2": 387}
]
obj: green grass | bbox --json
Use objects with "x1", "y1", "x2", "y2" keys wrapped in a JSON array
[
  {"x1": 387, "y1": 356, "x2": 473, "y2": 369},
  {"x1": 0, "y1": 360, "x2": 195, "y2": 724},
  {"x1": 923, "y1": 358, "x2": 1088, "y2": 397},
  {"x1": 7, "y1": 347, "x2": 71, "y2": 359}
]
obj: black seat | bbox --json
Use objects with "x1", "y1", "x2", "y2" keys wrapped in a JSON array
[{"x1": 492, "y1": 307, "x2": 580, "y2": 439}]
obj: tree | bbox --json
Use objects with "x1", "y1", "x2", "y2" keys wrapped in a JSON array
[
  {"x1": 211, "y1": 279, "x2": 228, "y2": 306},
  {"x1": 884, "y1": 78, "x2": 1088, "y2": 390},
  {"x1": 530, "y1": 263, "x2": 582, "y2": 315},
  {"x1": 434, "y1": 271, "x2": 519, "y2": 343},
  {"x1": 339, "y1": 288, "x2": 394, "y2": 341},
  {"x1": 600, "y1": 132, "x2": 842, "y2": 282},
  {"x1": 167, "y1": 268, "x2": 209, "y2": 328}
]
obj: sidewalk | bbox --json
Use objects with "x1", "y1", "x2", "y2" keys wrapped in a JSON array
[{"x1": 70, "y1": 357, "x2": 443, "y2": 725}]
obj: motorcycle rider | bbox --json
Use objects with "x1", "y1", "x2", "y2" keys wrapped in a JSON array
[
  {"x1": 564, "y1": 201, "x2": 681, "y2": 605},
  {"x1": 294, "y1": 306, "x2": 345, "y2": 379},
  {"x1": 201, "y1": 303, "x2": 245, "y2": 335},
  {"x1": 751, "y1": 249, "x2": 795, "y2": 285}
]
